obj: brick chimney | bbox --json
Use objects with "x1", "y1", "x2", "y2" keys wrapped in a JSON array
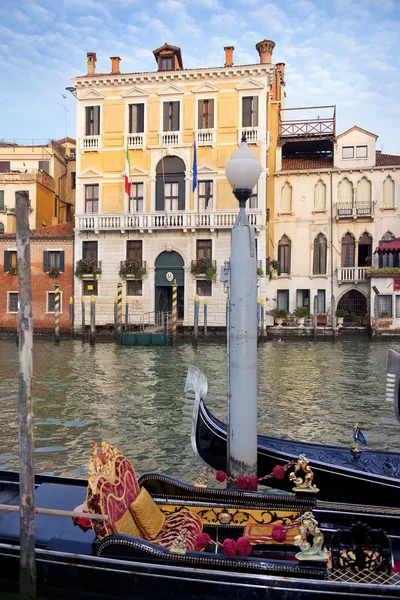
[
  {"x1": 110, "y1": 56, "x2": 121, "y2": 74},
  {"x1": 276, "y1": 62, "x2": 285, "y2": 76},
  {"x1": 255, "y1": 40, "x2": 275, "y2": 64},
  {"x1": 224, "y1": 46, "x2": 234, "y2": 67},
  {"x1": 87, "y1": 52, "x2": 97, "y2": 75}
]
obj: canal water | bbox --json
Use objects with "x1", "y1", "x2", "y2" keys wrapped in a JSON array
[{"x1": 0, "y1": 338, "x2": 399, "y2": 484}]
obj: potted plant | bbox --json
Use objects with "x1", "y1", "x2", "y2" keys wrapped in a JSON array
[
  {"x1": 269, "y1": 260, "x2": 280, "y2": 280},
  {"x1": 317, "y1": 313, "x2": 327, "y2": 326},
  {"x1": 293, "y1": 306, "x2": 309, "y2": 326},
  {"x1": 272, "y1": 307, "x2": 288, "y2": 326},
  {"x1": 191, "y1": 257, "x2": 213, "y2": 276},
  {"x1": 48, "y1": 265, "x2": 60, "y2": 279},
  {"x1": 205, "y1": 266, "x2": 217, "y2": 282},
  {"x1": 380, "y1": 311, "x2": 390, "y2": 319},
  {"x1": 75, "y1": 258, "x2": 102, "y2": 279},
  {"x1": 257, "y1": 267, "x2": 264, "y2": 277},
  {"x1": 119, "y1": 257, "x2": 146, "y2": 279},
  {"x1": 8, "y1": 265, "x2": 17, "y2": 275},
  {"x1": 335, "y1": 308, "x2": 349, "y2": 326}
]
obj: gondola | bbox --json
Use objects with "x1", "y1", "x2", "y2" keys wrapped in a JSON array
[
  {"x1": 0, "y1": 443, "x2": 400, "y2": 599},
  {"x1": 187, "y1": 351, "x2": 400, "y2": 507}
]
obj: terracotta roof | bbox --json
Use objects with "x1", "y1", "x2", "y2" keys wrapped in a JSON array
[
  {"x1": 376, "y1": 151, "x2": 400, "y2": 166},
  {"x1": 281, "y1": 156, "x2": 334, "y2": 171},
  {"x1": 74, "y1": 62, "x2": 266, "y2": 79},
  {"x1": 0, "y1": 221, "x2": 74, "y2": 240}
]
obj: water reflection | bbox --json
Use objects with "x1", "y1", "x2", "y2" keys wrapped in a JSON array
[{"x1": 0, "y1": 338, "x2": 399, "y2": 483}]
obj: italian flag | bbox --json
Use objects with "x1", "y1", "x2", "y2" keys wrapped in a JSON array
[{"x1": 124, "y1": 144, "x2": 130, "y2": 195}]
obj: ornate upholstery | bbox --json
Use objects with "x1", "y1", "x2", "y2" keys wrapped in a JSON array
[
  {"x1": 153, "y1": 511, "x2": 203, "y2": 551},
  {"x1": 130, "y1": 487, "x2": 166, "y2": 540}
]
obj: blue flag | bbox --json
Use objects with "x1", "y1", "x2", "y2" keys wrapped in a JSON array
[
  {"x1": 354, "y1": 426, "x2": 367, "y2": 445},
  {"x1": 192, "y1": 141, "x2": 197, "y2": 192}
]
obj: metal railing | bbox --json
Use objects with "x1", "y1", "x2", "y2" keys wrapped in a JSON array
[
  {"x1": 337, "y1": 202, "x2": 373, "y2": 218},
  {"x1": 337, "y1": 267, "x2": 367, "y2": 284},
  {"x1": 191, "y1": 259, "x2": 217, "y2": 276},
  {"x1": 135, "y1": 311, "x2": 172, "y2": 332},
  {"x1": 119, "y1": 260, "x2": 146, "y2": 277},
  {"x1": 76, "y1": 210, "x2": 263, "y2": 232}
]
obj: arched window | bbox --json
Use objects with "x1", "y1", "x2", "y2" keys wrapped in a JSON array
[
  {"x1": 280, "y1": 182, "x2": 292, "y2": 213},
  {"x1": 313, "y1": 233, "x2": 327, "y2": 275},
  {"x1": 341, "y1": 233, "x2": 355, "y2": 268},
  {"x1": 358, "y1": 232, "x2": 372, "y2": 267},
  {"x1": 379, "y1": 231, "x2": 397, "y2": 268},
  {"x1": 356, "y1": 177, "x2": 372, "y2": 214},
  {"x1": 383, "y1": 176, "x2": 395, "y2": 209},
  {"x1": 381, "y1": 231, "x2": 395, "y2": 243},
  {"x1": 314, "y1": 180, "x2": 326, "y2": 212},
  {"x1": 0, "y1": 222, "x2": 4, "y2": 234},
  {"x1": 338, "y1": 178, "x2": 353, "y2": 209},
  {"x1": 156, "y1": 156, "x2": 186, "y2": 211},
  {"x1": 278, "y1": 235, "x2": 291, "y2": 274}
]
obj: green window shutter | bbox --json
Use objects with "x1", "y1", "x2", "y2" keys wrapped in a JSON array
[
  {"x1": 128, "y1": 105, "x2": 133, "y2": 133},
  {"x1": 93, "y1": 106, "x2": 100, "y2": 135},
  {"x1": 198, "y1": 100, "x2": 204, "y2": 129},
  {"x1": 208, "y1": 99, "x2": 214, "y2": 129},
  {"x1": 252, "y1": 96, "x2": 258, "y2": 127},
  {"x1": 163, "y1": 103, "x2": 169, "y2": 131},
  {"x1": 172, "y1": 102, "x2": 179, "y2": 131},
  {"x1": 242, "y1": 97, "x2": 252, "y2": 127},
  {"x1": 85, "y1": 107, "x2": 91, "y2": 136},
  {"x1": 0, "y1": 190, "x2": 4, "y2": 210},
  {"x1": 137, "y1": 104, "x2": 144, "y2": 133},
  {"x1": 59, "y1": 251, "x2": 65, "y2": 272},
  {"x1": 4, "y1": 251, "x2": 10, "y2": 272},
  {"x1": 43, "y1": 251, "x2": 49, "y2": 272}
]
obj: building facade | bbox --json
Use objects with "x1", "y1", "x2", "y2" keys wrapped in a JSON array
[
  {"x1": 0, "y1": 222, "x2": 74, "y2": 331},
  {"x1": 0, "y1": 138, "x2": 76, "y2": 235},
  {"x1": 267, "y1": 119, "x2": 400, "y2": 328},
  {"x1": 71, "y1": 41, "x2": 282, "y2": 328}
]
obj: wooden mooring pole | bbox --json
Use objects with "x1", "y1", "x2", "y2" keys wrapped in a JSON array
[
  {"x1": 125, "y1": 297, "x2": 129, "y2": 331},
  {"x1": 69, "y1": 296, "x2": 74, "y2": 338},
  {"x1": 54, "y1": 283, "x2": 60, "y2": 344},
  {"x1": 81, "y1": 296, "x2": 86, "y2": 342},
  {"x1": 117, "y1": 283, "x2": 123, "y2": 337},
  {"x1": 203, "y1": 297, "x2": 208, "y2": 337},
  {"x1": 172, "y1": 279, "x2": 177, "y2": 343},
  {"x1": 261, "y1": 298, "x2": 265, "y2": 341},
  {"x1": 313, "y1": 295, "x2": 318, "y2": 341},
  {"x1": 90, "y1": 295, "x2": 96, "y2": 345},
  {"x1": 194, "y1": 294, "x2": 199, "y2": 343},
  {"x1": 16, "y1": 190, "x2": 36, "y2": 599}
]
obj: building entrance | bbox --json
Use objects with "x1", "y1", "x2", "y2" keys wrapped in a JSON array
[{"x1": 154, "y1": 251, "x2": 184, "y2": 319}]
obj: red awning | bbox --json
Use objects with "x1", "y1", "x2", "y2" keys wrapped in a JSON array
[{"x1": 375, "y1": 238, "x2": 400, "y2": 254}]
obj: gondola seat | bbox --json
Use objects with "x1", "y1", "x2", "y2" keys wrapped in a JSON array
[{"x1": 86, "y1": 442, "x2": 203, "y2": 551}]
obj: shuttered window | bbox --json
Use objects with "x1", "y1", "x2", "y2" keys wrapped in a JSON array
[
  {"x1": 83, "y1": 241, "x2": 98, "y2": 262},
  {"x1": 314, "y1": 180, "x2": 326, "y2": 212},
  {"x1": 85, "y1": 106, "x2": 100, "y2": 135},
  {"x1": 341, "y1": 233, "x2": 355, "y2": 268},
  {"x1": 383, "y1": 176, "x2": 395, "y2": 209},
  {"x1": 129, "y1": 104, "x2": 145, "y2": 133},
  {"x1": 127, "y1": 241, "x2": 142, "y2": 261},
  {"x1": 85, "y1": 184, "x2": 99, "y2": 213},
  {"x1": 198, "y1": 181, "x2": 213, "y2": 210},
  {"x1": 43, "y1": 251, "x2": 64, "y2": 272},
  {"x1": 0, "y1": 190, "x2": 4, "y2": 210},
  {"x1": 278, "y1": 236, "x2": 291, "y2": 274},
  {"x1": 129, "y1": 182, "x2": 143, "y2": 212},
  {"x1": 313, "y1": 234, "x2": 327, "y2": 275},
  {"x1": 163, "y1": 102, "x2": 179, "y2": 132},
  {"x1": 38, "y1": 161, "x2": 50, "y2": 173},
  {"x1": 0, "y1": 162, "x2": 10, "y2": 173},
  {"x1": 198, "y1": 99, "x2": 214, "y2": 129},
  {"x1": 242, "y1": 96, "x2": 258, "y2": 127}
]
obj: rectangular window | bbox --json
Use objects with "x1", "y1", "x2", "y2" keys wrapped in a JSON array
[
  {"x1": 317, "y1": 290, "x2": 326, "y2": 313},
  {"x1": 127, "y1": 240, "x2": 142, "y2": 261},
  {"x1": 248, "y1": 185, "x2": 258, "y2": 209},
  {"x1": 71, "y1": 172, "x2": 76, "y2": 189},
  {"x1": 356, "y1": 145, "x2": 368, "y2": 158},
  {"x1": 82, "y1": 241, "x2": 98, "y2": 262},
  {"x1": 129, "y1": 182, "x2": 144, "y2": 212},
  {"x1": 296, "y1": 289, "x2": 310, "y2": 308},
  {"x1": 0, "y1": 190, "x2": 4, "y2": 210},
  {"x1": 196, "y1": 240, "x2": 212, "y2": 259},
  {"x1": 38, "y1": 160, "x2": 50, "y2": 174},
  {"x1": 47, "y1": 291, "x2": 63, "y2": 313},
  {"x1": 277, "y1": 289, "x2": 289, "y2": 312},
  {"x1": 197, "y1": 99, "x2": 214, "y2": 129},
  {"x1": 82, "y1": 280, "x2": 98, "y2": 296},
  {"x1": 198, "y1": 181, "x2": 213, "y2": 210},
  {"x1": 164, "y1": 182, "x2": 179, "y2": 211},
  {"x1": 8, "y1": 292, "x2": 19, "y2": 313},
  {"x1": 396, "y1": 296, "x2": 400, "y2": 318},
  {"x1": 129, "y1": 104, "x2": 145, "y2": 134},
  {"x1": 160, "y1": 55, "x2": 173, "y2": 70},
  {"x1": 0, "y1": 162, "x2": 10, "y2": 173},
  {"x1": 378, "y1": 295, "x2": 392, "y2": 317},
  {"x1": 85, "y1": 184, "x2": 99, "y2": 213},
  {"x1": 127, "y1": 280, "x2": 143, "y2": 296},
  {"x1": 342, "y1": 146, "x2": 354, "y2": 159},
  {"x1": 4, "y1": 250, "x2": 17, "y2": 272},
  {"x1": 43, "y1": 250, "x2": 64, "y2": 272},
  {"x1": 163, "y1": 101, "x2": 180, "y2": 132},
  {"x1": 85, "y1": 106, "x2": 100, "y2": 136},
  {"x1": 242, "y1": 96, "x2": 259, "y2": 127},
  {"x1": 196, "y1": 280, "x2": 212, "y2": 296}
]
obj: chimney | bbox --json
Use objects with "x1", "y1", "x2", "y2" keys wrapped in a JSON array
[
  {"x1": 110, "y1": 56, "x2": 121, "y2": 74},
  {"x1": 87, "y1": 52, "x2": 97, "y2": 75},
  {"x1": 276, "y1": 62, "x2": 285, "y2": 76},
  {"x1": 224, "y1": 46, "x2": 234, "y2": 67},
  {"x1": 255, "y1": 40, "x2": 275, "y2": 64}
]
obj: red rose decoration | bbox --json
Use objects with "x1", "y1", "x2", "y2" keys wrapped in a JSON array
[
  {"x1": 271, "y1": 524, "x2": 286, "y2": 543},
  {"x1": 216, "y1": 470, "x2": 227, "y2": 482},
  {"x1": 247, "y1": 475, "x2": 258, "y2": 491},
  {"x1": 237, "y1": 536, "x2": 252, "y2": 556},
  {"x1": 196, "y1": 533, "x2": 211, "y2": 551},
  {"x1": 237, "y1": 475, "x2": 248, "y2": 490},
  {"x1": 223, "y1": 538, "x2": 237, "y2": 557},
  {"x1": 272, "y1": 465, "x2": 285, "y2": 480}
]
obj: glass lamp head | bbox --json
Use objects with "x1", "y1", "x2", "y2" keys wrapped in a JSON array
[{"x1": 225, "y1": 136, "x2": 262, "y2": 205}]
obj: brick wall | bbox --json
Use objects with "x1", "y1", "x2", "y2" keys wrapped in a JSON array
[{"x1": 0, "y1": 238, "x2": 74, "y2": 331}]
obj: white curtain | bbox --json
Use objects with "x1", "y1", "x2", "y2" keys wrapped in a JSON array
[
  {"x1": 314, "y1": 180, "x2": 326, "y2": 212},
  {"x1": 356, "y1": 177, "x2": 372, "y2": 208},
  {"x1": 281, "y1": 182, "x2": 292, "y2": 213},
  {"x1": 383, "y1": 176, "x2": 395, "y2": 209},
  {"x1": 338, "y1": 178, "x2": 353, "y2": 205}
]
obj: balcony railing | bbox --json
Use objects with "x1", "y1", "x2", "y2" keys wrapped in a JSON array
[
  {"x1": 159, "y1": 132, "x2": 181, "y2": 146},
  {"x1": 191, "y1": 259, "x2": 217, "y2": 276},
  {"x1": 337, "y1": 202, "x2": 373, "y2": 218},
  {"x1": 125, "y1": 133, "x2": 146, "y2": 150},
  {"x1": 356, "y1": 202, "x2": 373, "y2": 216},
  {"x1": 279, "y1": 106, "x2": 336, "y2": 139},
  {"x1": 337, "y1": 267, "x2": 367, "y2": 284},
  {"x1": 196, "y1": 130, "x2": 216, "y2": 146},
  {"x1": 240, "y1": 127, "x2": 261, "y2": 145},
  {"x1": 76, "y1": 210, "x2": 263, "y2": 232},
  {"x1": 81, "y1": 136, "x2": 101, "y2": 151}
]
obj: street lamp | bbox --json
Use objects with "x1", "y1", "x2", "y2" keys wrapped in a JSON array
[{"x1": 225, "y1": 136, "x2": 261, "y2": 484}]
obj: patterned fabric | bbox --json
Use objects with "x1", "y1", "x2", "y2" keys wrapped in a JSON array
[
  {"x1": 130, "y1": 487, "x2": 166, "y2": 540},
  {"x1": 152, "y1": 511, "x2": 203, "y2": 551},
  {"x1": 114, "y1": 510, "x2": 142, "y2": 538},
  {"x1": 244, "y1": 522, "x2": 300, "y2": 545}
]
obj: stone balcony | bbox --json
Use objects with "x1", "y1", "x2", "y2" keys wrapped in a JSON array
[
  {"x1": 336, "y1": 202, "x2": 373, "y2": 219},
  {"x1": 81, "y1": 135, "x2": 101, "y2": 151},
  {"x1": 76, "y1": 210, "x2": 263, "y2": 234},
  {"x1": 337, "y1": 267, "x2": 367, "y2": 284}
]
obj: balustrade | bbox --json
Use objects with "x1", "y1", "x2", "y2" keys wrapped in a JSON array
[
  {"x1": 337, "y1": 267, "x2": 367, "y2": 283},
  {"x1": 81, "y1": 136, "x2": 101, "y2": 151}
]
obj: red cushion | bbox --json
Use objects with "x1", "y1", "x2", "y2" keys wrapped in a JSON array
[{"x1": 152, "y1": 511, "x2": 203, "y2": 551}]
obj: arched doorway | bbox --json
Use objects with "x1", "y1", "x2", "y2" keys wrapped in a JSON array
[
  {"x1": 337, "y1": 290, "x2": 367, "y2": 324},
  {"x1": 155, "y1": 251, "x2": 184, "y2": 319}
]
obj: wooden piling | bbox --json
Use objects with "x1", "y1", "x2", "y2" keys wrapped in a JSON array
[
  {"x1": 81, "y1": 296, "x2": 86, "y2": 342},
  {"x1": 194, "y1": 294, "x2": 199, "y2": 343},
  {"x1": 203, "y1": 298, "x2": 208, "y2": 337},
  {"x1": 54, "y1": 283, "x2": 60, "y2": 343},
  {"x1": 114, "y1": 296, "x2": 118, "y2": 336},
  {"x1": 172, "y1": 279, "x2": 177, "y2": 343},
  {"x1": 257, "y1": 296, "x2": 261, "y2": 341},
  {"x1": 117, "y1": 283, "x2": 123, "y2": 336},
  {"x1": 90, "y1": 295, "x2": 96, "y2": 345},
  {"x1": 125, "y1": 297, "x2": 129, "y2": 331},
  {"x1": 331, "y1": 294, "x2": 337, "y2": 340},
  {"x1": 69, "y1": 297, "x2": 74, "y2": 338},
  {"x1": 261, "y1": 298, "x2": 265, "y2": 341},
  {"x1": 15, "y1": 190, "x2": 37, "y2": 599},
  {"x1": 313, "y1": 295, "x2": 318, "y2": 341}
]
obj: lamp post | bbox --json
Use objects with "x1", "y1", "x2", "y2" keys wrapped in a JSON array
[{"x1": 225, "y1": 136, "x2": 261, "y2": 483}]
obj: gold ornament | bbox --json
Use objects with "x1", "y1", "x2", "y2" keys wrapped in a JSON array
[{"x1": 289, "y1": 454, "x2": 319, "y2": 494}]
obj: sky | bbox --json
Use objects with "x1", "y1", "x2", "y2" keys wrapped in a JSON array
[{"x1": 0, "y1": 0, "x2": 399, "y2": 153}]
